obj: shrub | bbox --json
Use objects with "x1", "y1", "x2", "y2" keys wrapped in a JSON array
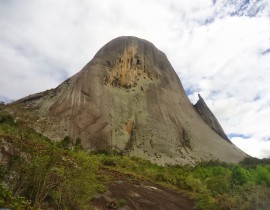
[
  {"x1": 0, "y1": 111, "x2": 14, "y2": 124},
  {"x1": 0, "y1": 183, "x2": 30, "y2": 209},
  {"x1": 102, "y1": 157, "x2": 117, "y2": 166},
  {"x1": 206, "y1": 175, "x2": 230, "y2": 194},
  {"x1": 255, "y1": 166, "x2": 270, "y2": 186},
  {"x1": 195, "y1": 188, "x2": 218, "y2": 210},
  {"x1": 186, "y1": 175, "x2": 204, "y2": 192},
  {"x1": 231, "y1": 165, "x2": 252, "y2": 185},
  {"x1": 58, "y1": 136, "x2": 72, "y2": 149}
]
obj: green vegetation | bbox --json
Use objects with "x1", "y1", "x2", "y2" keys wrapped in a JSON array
[
  {"x1": 0, "y1": 111, "x2": 103, "y2": 209},
  {"x1": 96, "y1": 155, "x2": 270, "y2": 209},
  {"x1": 0, "y1": 110, "x2": 270, "y2": 209}
]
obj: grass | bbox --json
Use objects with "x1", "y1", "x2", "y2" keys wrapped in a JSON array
[{"x1": 0, "y1": 110, "x2": 270, "y2": 209}]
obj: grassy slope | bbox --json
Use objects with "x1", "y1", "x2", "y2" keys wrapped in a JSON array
[{"x1": 0, "y1": 109, "x2": 270, "y2": 210}]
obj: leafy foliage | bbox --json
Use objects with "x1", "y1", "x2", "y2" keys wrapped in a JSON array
[
  {"x1": 94, "y1": 155, "x2": 270, "y2": 210},
  {"x1": 0, "y1": 110, "x2": 270, "y2": 209},
  {"x1": 0, "y1": 111, "x2": 14, "y2": 124},
  {"x1": 0, "y1": 182, "x2": 31, "y2": 209},
  {"x1": 0, "y1": 111, "x2": 103, "y2": 209}
]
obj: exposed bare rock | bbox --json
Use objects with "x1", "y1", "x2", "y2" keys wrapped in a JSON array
[
  {"x1": 92, "y1": 181, "x2": 195, "y2": 210},
  {"x1": 194, "y1": 94, "x2": 231, "y2": 142},
  {"x1": 8, "y1": 36, "x2": 247, "y2": 165},
  {"x1": 0, "y1": 136, "x2": 22, "y2": 164},
  {"x1": 0, "y1": 141, "x2": 15, "y2": 164}
]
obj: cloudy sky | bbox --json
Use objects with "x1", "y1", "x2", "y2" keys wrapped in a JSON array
[{"x1": 0, "y1": 0, "x2": 270, "y2": 158}]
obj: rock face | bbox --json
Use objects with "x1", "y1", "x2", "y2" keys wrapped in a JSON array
[
  {"x1": 194, "y1": 94, "x2": 231, "y2": 142},
  {"x1": 0, "y1": 137, "x2": 22, "y2": 165},
  {"x1": 10, "y1": 36, "x2": 246, "y2": 165}
]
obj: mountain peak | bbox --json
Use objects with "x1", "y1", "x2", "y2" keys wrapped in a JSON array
[
  {"x1": 97, "y1": 36, "x2": 161, "y2": 89},
  {"x1": 194, "y1": 94, "x2": 231, "y2": 142},
  {"x1": 7, "y1": 37, "x2": 246, "y2": 165}
]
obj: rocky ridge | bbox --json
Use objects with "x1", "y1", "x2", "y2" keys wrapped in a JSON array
[{"x1": 194, "y1": 94, "x2": 231, "y2": 142}]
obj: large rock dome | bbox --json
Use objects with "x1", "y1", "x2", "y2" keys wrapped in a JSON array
[{"x1": 11, "y1": 36, "x2": 246, "y2": 165}]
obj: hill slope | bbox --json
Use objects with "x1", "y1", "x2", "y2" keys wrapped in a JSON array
[
  {"x1": 8, "y1": 36, "x2": 246, "y2": 165},
  {"x1": 0, "y1": 109, "x2": 269, "y2": 210}
]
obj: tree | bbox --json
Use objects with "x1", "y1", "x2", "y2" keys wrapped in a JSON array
[
  {"x1": 59, "y1": 136, "x2": 72, "y2": 149},
  {"x1": 75, "y1": 137, "x2": 83, "y2": 150}
]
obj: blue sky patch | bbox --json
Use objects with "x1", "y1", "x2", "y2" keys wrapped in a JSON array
[
  {"x1": 185, "y1": 88, "x2": 194, "y2": 96},
  {"x1": 229, "y1": 0, "x2": 265, "y2": 17},
  {"x1": 228, "y1": 133, "x2": 251, "y2": 139}
]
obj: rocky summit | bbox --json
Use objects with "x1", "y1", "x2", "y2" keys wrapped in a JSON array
[{"x1": 9, "y1": 36, "x2": 246, "y2": 165}]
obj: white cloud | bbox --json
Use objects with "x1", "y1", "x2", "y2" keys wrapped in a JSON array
[
  {"x1": 0, "y1": 0, "x2": 269, "y2": 158},
  {"x1": 231, "y1": 137, "x2": 270, "y2": 158}
]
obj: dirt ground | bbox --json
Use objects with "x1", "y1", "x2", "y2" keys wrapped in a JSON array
[{"x1": 92, "y1": 174, "x2": 195, "y2": 210}]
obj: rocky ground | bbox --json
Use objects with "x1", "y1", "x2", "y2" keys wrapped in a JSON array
[{"x1": 92, "y1": 169, "x2": 195, "y2": 210}]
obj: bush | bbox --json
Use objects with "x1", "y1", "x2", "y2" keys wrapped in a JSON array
[
  {"x1": 241, "y1": 157, "x2": 270, "y2": 167},
  {"x1": 99, "y1": 155, "x2": 116, "y2": 166},
  {"x1": 75, "y1": 137, "x2": 83, "y2": 150},
  {"x1": 206, "y1": 175, "x2": 230, "y2": 194},
  {"x1": 231, "y1": 165, "x2": 252, "y2": 185},
  {"x1": 186, "y1": 175, "x2": 204, "y2": 192},
  {"x1": 255, "y1": 166, "x2": 270, "y2": 186},
  {"x1": 195, "y1": 188, "x2": 217, "y2": 210},
  {"x1": 4, "y1": 139, "x2": 103, "y2": 209},
  {"x1": 0, "y1": 111, "x2": 14, "y2": 124},
  {"x1": 58, "y1": 136, "x2": 72, "y2": 149},
  {"x1": 0, "y1": 183, "x2": 30, "y2": 209}
]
